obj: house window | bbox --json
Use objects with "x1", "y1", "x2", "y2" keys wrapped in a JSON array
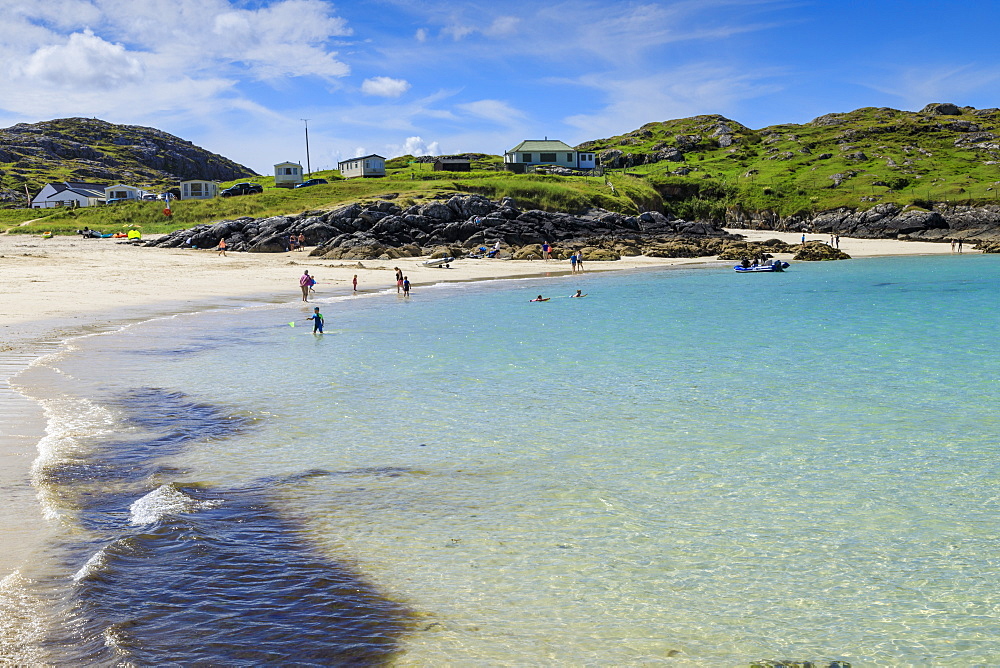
[
  {"x1": 113, "y1": 191, "x2": 126, "y2": 198},
  {"x1": 540, "y1": 153, "x2": 556, "y2": 163},
  {"x1": 522, "y1": 153, "x2": 532, "y2": 163},
  {"x1": 190, "y1": 183, "x2": 203, "y2": 196},
  {"x1": 567, "y1": 153, "x2": 573, "y2": 162}
]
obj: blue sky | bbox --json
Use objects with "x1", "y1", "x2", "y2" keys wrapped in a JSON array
[{"x1": 2, "y1": 0, "x2": 999, "y2": 175}]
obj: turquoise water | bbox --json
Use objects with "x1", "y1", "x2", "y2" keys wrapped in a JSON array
[{"x1": 6, "y1": 254, "x2": 1000, "y2": 665}]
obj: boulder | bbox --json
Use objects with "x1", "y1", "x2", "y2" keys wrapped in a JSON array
[
  {"x1": 921, "y1": 102, "x2": 962, "y2": 116},
  {"x1": 793, "y1": 242, "x2": 851, "y2": 261},
  {"x1": 579, "y1": 247, "x2": 620, "y2": 261}
]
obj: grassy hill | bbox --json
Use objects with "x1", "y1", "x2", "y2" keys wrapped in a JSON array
[
  {"x1": 0, "y1": 117, "x2": 257, "y2": 201},
  {"x1": 580, "y1": 103, "x2": 1000, "y2": 220},
  {"x1": 6, "y1": 104, "x2": 1000, "y2": 236},
  {"x1": 5, "y1": 163, "x2": 660, "y2": 235}
]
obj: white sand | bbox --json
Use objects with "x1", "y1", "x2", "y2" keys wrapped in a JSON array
[
  {"x1": 0, "y1": 231, "x2": 956, "y2": 350},
  {"x1": 0, "y1": 235, "x2": 728, "y2": 351}
]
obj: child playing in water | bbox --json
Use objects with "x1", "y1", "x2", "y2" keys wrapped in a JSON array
[{"x1": 307, "y1": 307, "x2": 324, "y2": 333}]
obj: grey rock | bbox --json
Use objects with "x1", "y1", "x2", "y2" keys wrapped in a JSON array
[{"x1": 921, "y1": 102, "x2": 961, "y2": 115}]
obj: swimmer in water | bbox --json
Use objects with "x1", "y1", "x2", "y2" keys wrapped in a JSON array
[
  {"x1": 530, "y1": 295, "x2": 550, "y2": 302},
  {"x1": 570, "y1": 290, "x2": 587, "y2": 298}
]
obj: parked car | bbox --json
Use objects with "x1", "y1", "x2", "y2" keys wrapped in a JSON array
[
  {"x1": 220, "y1": 182, "x2": 264, "y2": 197},
  {"x1": 140, "y1": 194, "x2": 158, "y2": 201},
  {"x1": 105, "y1": 197, "x2": 129, "y2": 205},
  {"x1": 294, "y1": 178, "x2": 329, "y2": 188}
]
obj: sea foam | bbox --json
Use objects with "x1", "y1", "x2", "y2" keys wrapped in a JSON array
[{"x1": 129, "y1": 484, "x2": 221, "y2": 525}]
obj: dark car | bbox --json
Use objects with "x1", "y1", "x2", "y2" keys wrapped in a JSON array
[
  {"x1": 220, "y1": 182, "x2": 264, "y2": 197},
  {"x1": 294, "y1": 178, "x2": 328, "y2": 188}
]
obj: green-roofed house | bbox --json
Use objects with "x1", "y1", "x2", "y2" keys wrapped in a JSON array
[{"x1": 504, "y1": 139, "x2": 596, "y2": 172}]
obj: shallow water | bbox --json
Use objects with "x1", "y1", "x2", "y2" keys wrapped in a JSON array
[{"x1": 5, "y1": 255, "x2": 1000, "y2": 665}]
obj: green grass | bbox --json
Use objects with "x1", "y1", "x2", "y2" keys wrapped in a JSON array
[
  {"x1": 584, "y1": 105, "x2": 1000, "y2": 217},
  {"x1": 9, "y1": 167, "x2": 659, "y2": 235},
  {"x1": 8, "y1": 105, "x2": 1000, "y2": 234}
]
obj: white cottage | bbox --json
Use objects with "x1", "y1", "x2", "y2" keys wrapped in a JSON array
[
  {"x1": 274, "y1": 161, "x2": 304, "y2": 188},
  {"x1": 31, "y1": 182, "x2": 107, "y2": 208},
  {"x1": 337, "y1": 154, "x2": 386, "y2": 179},
  {"x1": 504, "y1": 140, "x2": 596, "y2": 170},
  {"x1": 104, "y1": 184, "x2": 142, "y2": 202},
  {"x1": 179, "y1": 180, "x2": 218, "y2": 200}
]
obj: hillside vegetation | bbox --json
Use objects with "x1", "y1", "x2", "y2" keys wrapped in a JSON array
[
  {"x1": 6, "y1": 163, "x2": 659, "y2": 235},
  {"x1": 0, "y1": 117, "x2": 257, "y2": 201},
  {"x1": 6, "y1": 103, "x2": 1000, "y2": 237},
  {"x1": 580, "y1": 103, "x2": 1000, "y2": 220}
]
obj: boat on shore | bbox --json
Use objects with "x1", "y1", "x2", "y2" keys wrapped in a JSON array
[{"x1": 422, "y1": 256, "x2": 455, "y2": 268}]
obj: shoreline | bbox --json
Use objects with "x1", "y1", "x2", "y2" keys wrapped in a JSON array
[{"x1": 0, "y1": 230, "x2": 957, "y2": 579}]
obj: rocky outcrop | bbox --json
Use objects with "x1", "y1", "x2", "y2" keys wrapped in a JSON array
[
  {"x1": 146, "y1": 194, "x2": 741, "y2": 260},
  {"x1": 921, "y1": 102, "x2": 962, "y2": 116},
  {"x1": 793, "y1": 242, "x2": 851, "y2": 261},
  {"x1": 726, "y1": 203, "x2": 1000, "y2": 242},
  {"x1": 0, "y1": 117, "x2": 257, "y2": 196}
]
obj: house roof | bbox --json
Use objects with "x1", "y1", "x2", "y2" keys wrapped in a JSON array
[
  {"x1": 66, "y1": 188, "x2": 106, "y2": 197},
  {"x1": 35, "y1": 182, "x2": 107, "y2": 199},
  {"x1": 506, "y1": 140, "x2": 575, "y2": 153},
  {"x1": 337, "y1": 154, "x2": 386, "y2": 166},
  {"x1": 65, "y1": 181, "x2": 108, "y2": 190},
  {"x1": 274, "y1": 161, "x2": 300, "y2": 167},
  {"x1": 435, "y1": 156, "x2": 471, "y2": 162}
]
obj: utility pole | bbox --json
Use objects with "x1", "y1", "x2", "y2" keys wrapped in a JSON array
[{"x1": 301, "y1": 119, "x2": 312, "y2": 177}]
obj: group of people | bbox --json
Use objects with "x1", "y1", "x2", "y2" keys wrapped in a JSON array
[
  {"x1": 569, "y1": 251, "x2": 585, "y2": 273},
  {"x1": 740, "y1": 252, "x2": 774, "y2": 268},
  {"x1": 950, "y1": 238, "x2": 965, "y2": 253},
  {"x1": 288, "y1": 233, "x2": 307, "y2": 251}
]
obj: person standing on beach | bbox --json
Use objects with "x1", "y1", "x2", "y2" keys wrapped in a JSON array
[
  {"x1": 542, "y1": 241, "x2": 551, "y2": 261},
  {"x1": 570, "y1": 252, "x2": 578, "y2": 273},
  {"x1": 576, "y1": 251, "x2": 584, "y2": 273},
  {"x1": 352, "y1": 274, "x2": 358, "y2": 292},
  {"x1": 300, "y1": 270, "x2": 312, "y2": 302},
  {"x1": 307, "y1": 306, "x2": 324, "y2": 334},
  {"x1": 951, "y1": 239, "x2": 956, "y2": 252},
  {"x1": 402, "y1": 276, "x2": 410, "y2": 297},
  {"x1": 801, "y1": 232, "x2": 806, "y2": 244},
  {"x1": 958, "y1": 239, "x2": 964, "y2": 253},
  {"x1": 395, "y1": 267, "x2": 403, "y2": 294},
  {"x1": 298, "y1": 232, "x2": 306, "y2": 251},
  {"x1": 217, "y1": 238, "x2": 227, "y2": 257}
]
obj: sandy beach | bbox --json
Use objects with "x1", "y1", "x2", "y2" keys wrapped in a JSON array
[
  {"x1": 0, "y1": 230, "x2": 956, "y2": 578},
  {"x1": 0, "y1": 230, "x2": 957, "y2": 352}
]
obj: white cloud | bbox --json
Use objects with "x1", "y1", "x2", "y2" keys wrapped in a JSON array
[
  {"x1": 361, "y1": 76, "x2": 411, "y2": 97},
  {"x1": 457, "y1": 99, "x2": 525, "y2": 125},
  {"x1": 15, "y1": 30, "x2": 144, "y2": 89},
  {"x1": 209, "y1": 0, "x2": 352, "y2": 79},
  {"x1": 442, "y1": 23, "x2": 475, "y2": 40},
  {"x1": 382, "y1": 136, "x2": 439, "y2": 157},
  {"x1": 484, "y1": 16, "x2": 520, "y2": 37},
  {"x1": 415, "y1": 27, "x2": 428, "y2": 42}
]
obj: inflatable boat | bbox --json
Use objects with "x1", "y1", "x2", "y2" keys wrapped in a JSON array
[
  {"x1": 422, "y1": 256, "x2": 455, "y2": 268},
  {"x1": 734, "y1": 261, "x2": 789, "y2": 273}
]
